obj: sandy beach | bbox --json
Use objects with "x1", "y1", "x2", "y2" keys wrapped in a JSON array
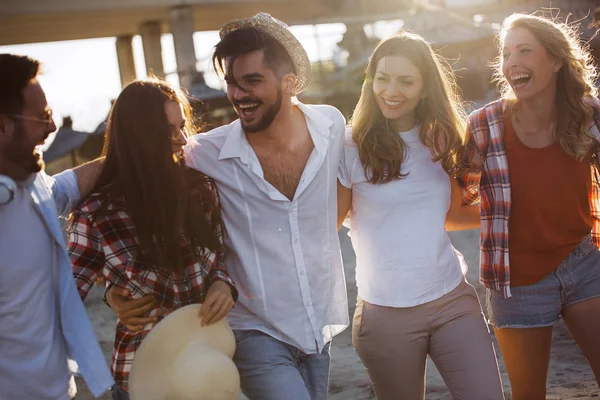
[{"x1": 77, "y1": 228, "x2": 600, "y2": 399}]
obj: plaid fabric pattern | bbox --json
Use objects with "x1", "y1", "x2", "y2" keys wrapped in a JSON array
[
  {"x1": 459, "y1": 98, "x2": 600, "y2": 297},
  {"x1": 68, "y1": 168, "x2": 235, "y2": 390}
]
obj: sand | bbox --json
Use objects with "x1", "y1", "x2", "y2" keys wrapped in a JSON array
[{"x1": 76, "y1": 228, "x2": 599, "y2": 399}]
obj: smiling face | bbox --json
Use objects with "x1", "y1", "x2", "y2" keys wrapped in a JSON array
[
  {"x1": 372, "y1": 55, "x2": 424, "y2": 132},
  {"x1": 4, "y1": 80, "x2": 56, "y2": 175},
  {"x1": 225, "y1": 50, "x2": 284, "y2": 134},
  {"x1": 501, "y1": 26, "x2": 561, "y2": 101}
]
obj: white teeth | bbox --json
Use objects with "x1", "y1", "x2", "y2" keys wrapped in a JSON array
[
  {"x1": 510, "y1": 73, "x2": 530, "y2": 81},
  {"x1": 383, "y1": 99, "x2": 402, "y2": 106},
  {"x1": 239, "y1": 103, "x2": 259, "y2": 109}
]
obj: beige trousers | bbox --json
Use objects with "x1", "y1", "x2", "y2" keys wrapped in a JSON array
[{"x1": 353, "y1": 279, "x2": 505, "y2": 400}]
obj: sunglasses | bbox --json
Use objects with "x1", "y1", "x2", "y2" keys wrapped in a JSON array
[{"x1": 7, "y1": 109, "x2": 54, "y2": 128}]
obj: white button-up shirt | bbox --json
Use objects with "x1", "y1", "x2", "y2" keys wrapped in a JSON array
[{"x1": 185, "y1": 101, "x2": 349, "y2": 353}]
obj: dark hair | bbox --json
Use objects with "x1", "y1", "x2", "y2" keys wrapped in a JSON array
[
  {"x1": 86, "y1": 79, "x2": 223, "y2": 272},
  {"x1": 0, "y1": 54, "x2": 40, "y2": 115},
  {"x1": 212, "y1": 28, "x2": 294, "y2": 79}
]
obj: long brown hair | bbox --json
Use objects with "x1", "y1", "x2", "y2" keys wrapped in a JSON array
[
  {"x1": 85, "y1": 79, "x2": 223, "y2": 272},
  {"x1": 493, "y1": 13, "x2": 599, "y2": 160},
  {"x1": 351, "y1": 31, "x2": 467, "y2": 184}
]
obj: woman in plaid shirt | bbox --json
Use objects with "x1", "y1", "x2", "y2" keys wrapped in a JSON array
[
  {"x1": 67, "y1": 80, "x2": 237, "y2": 399},
  {"x1": 460, "y1": 14, "x2": 600, "y2": 399}
]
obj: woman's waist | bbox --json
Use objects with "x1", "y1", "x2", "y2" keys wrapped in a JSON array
[{"x1": 352, "y1": 232, "x2": 455, "y2": 261}]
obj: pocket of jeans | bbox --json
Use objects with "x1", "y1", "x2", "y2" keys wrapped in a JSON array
[
  {"x1": 574, "y1": 237, "x2": 596, "y2": 259},
  {"x1": 352, "y1": 297, "x2": 366, "y2": 343},
  {"x1": 233, "y1": 329, "x2": 256, "y2": 344},
  {"x1": 463, "y1": 280, "x2": 485, "y2": 307}
]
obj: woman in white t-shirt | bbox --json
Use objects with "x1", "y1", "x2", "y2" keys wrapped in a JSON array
[{"x1": 337, "y1": 32, "x2": 504, "y2": 399}]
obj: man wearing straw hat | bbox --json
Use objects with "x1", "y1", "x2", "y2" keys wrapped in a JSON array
[{"x1": 107, "y1": 12, "x2": 349, "y2": 400}]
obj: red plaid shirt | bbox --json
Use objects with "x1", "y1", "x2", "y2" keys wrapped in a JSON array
[
  {"x1": 460, "y1": 98, "x2": 600, "y2": 297},
  {"x1": 68, "y1": 169, "x2": 236, "y2": 390}
]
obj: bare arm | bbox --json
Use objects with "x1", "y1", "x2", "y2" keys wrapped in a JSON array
[
  {"x1": 445, "y1": 177, "x2": 480, "y2": 231},
  {"x1": 71, "y1": 157, "x2": 103, "y2": 197},
  {"x1": 49, "y1": 157, "x2": 104, "y2": 218},
  {"x1": 337, "y1": 180, "x2": 352, "y2": 230}
]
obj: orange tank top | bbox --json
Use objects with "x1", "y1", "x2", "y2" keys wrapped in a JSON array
[{"x1": 504, "y1": 111, "x2": 593, "y2": 286}]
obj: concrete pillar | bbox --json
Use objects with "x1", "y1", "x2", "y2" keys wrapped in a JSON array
[
  {"x1": 115, "y1": 35, "x2": 136, "y2": 88},
  {"x1": 170, "y1": 6, "x2": 197, "y2": 90},
  {"x1": 140, "y1": 21, "x2": 165, "y2": 78}
]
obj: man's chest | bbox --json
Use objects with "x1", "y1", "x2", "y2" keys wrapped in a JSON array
[{"x1": 254, "y1": 142, "x2": 315, "y2": 200}]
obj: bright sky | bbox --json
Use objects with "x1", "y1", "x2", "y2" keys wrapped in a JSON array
[{"x1": 0, "y1": 21, "x2": 403, "y2": 139}]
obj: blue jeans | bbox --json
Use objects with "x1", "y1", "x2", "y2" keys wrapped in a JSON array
[
  {"x1": 233, "y1": 330, "x2": 331, "y2": 400},
  {"x1": 488, "y1": 235, "x2": 600, "y2": 328},
  {"x1": 111, "y1": 385, "x2": 129, "y2": 400}
]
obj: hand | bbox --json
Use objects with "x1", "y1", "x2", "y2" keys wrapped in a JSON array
[
  {"x1": 198, "y1": 281, "x2": 234, "y2": 326},
  {"x1": 106, "y1": 286, "x2": 158, "y2": 332}
]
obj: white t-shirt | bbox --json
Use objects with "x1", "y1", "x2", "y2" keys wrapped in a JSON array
[
  {"x1": 0, "y1": 187, "x2": 73, "y2": 400},
  {"x1": 339, "y1": 126, "x2": 467, "y2": 307}
]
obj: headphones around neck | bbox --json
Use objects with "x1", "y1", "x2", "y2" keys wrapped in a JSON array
[{"x1": 0, "y1": 175, "x2": 16, "y2": 206}]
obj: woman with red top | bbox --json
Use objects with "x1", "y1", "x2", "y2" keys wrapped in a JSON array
[
  {"x1": 460, "y1": 13, "x2": 600, "y2": 399},
  {"x1": 68, "y1": 80, "x2": 237, "y2": 399}
]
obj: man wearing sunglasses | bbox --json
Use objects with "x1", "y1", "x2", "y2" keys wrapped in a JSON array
[{"x1": 0, "y1": 54, "x2": 113, "y2": 399}]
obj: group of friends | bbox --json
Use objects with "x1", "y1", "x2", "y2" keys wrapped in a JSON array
[{"x1": 1, "y1": 9, "x2": 600, "y2": 400}]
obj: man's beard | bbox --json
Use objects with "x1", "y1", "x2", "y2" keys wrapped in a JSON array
[
  {"x1": 4, "y1": 124, "x2": 45, "y2": 176},
  {"x1": 242, "y1": 88, "x2": 283, "y2": 134}
]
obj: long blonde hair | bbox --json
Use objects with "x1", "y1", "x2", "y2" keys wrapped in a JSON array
[
  {"x1": 351, "y1": 31, "x2": 467, "y2": 183},
  {"x1": 493, "y1": 13, "x2": 599, "y2": 160}
]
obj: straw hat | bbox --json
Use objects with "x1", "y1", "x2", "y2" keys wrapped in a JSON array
[
  {"x1": 129, "y1": 304, "x2": 240, "y2": 400},
  {"x1": 219, "y1": 12, "x2": 311, "y2": 95}
]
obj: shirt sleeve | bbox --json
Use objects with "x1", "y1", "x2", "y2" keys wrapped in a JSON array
[
  {"x1": 183, "y1": 134, "x2": 219, "y2": 176},
  {"x1": 68, "y1": 211, "x2": 105, "y2": 301},
  {"x1": 337, "y1": 128, "x2": 355, "y2": 189},
  {"x1": 458, "y1": 123, "x2": 483, "y2": 206},
  {"x1": 46, "y1": 169, "x2": 81, "y2": 218}
]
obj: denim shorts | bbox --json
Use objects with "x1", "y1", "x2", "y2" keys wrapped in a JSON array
[{"x1": 487, "y1": 235, "x2": 600, "y2": 328}]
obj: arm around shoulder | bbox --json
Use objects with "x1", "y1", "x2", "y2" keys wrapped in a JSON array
[{"x1": 49, "y1": 158, "x2": 103, "y2": 217}]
